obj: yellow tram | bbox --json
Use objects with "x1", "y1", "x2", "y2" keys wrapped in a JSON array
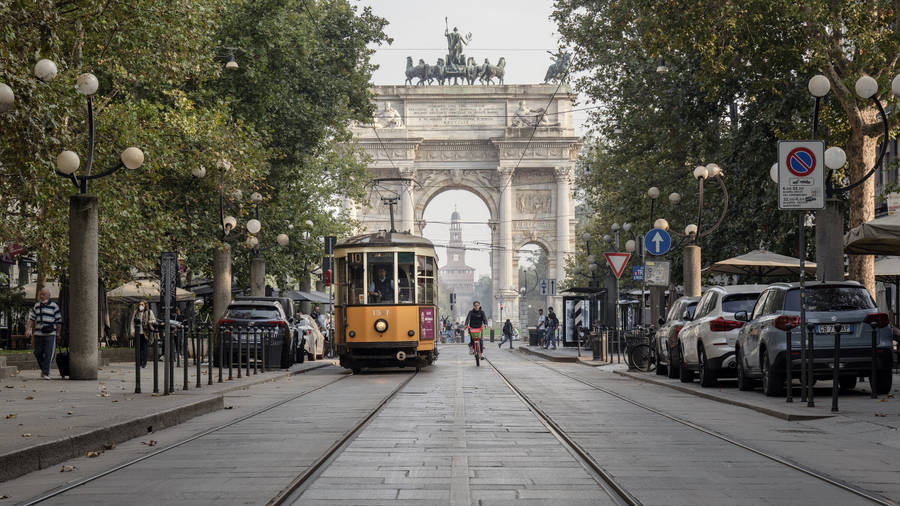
[{"x1": 334, "y1": 230, "x2": 439, "y2": 372}]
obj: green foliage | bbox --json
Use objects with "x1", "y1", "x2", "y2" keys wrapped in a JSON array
[
  {"x1": 554, "y1": 0, "x2": 898, "y2": 286},
  {"x1": 0, "y1": 0, "x2": 388, "y2": 295}
]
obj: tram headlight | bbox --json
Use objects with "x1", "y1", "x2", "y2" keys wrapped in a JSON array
[
  {"x1": 348, "y1": 330, "x2": 356, "y2": 338},
  {"x1": 374, "y1": 319, "x2": 388, "y2": 333},
  {"x1": 408, "y1": 330, "x2": 415, "y2": 337}
]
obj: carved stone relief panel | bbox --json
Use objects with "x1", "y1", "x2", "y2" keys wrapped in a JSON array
[
  {"x1": 415, "y1": 140, "x2": 499, "y2": 162},
  {"x1": 515, "y1": 190, "x2": 552, "y2": 215}
]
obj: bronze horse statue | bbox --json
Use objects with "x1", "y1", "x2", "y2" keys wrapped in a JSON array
[
  {"x1": 479, "y1": 57, "x2": 506, "y2": 85},
  {"x1": 405, "y1": 57, "x2": 430, "y2": 86}
]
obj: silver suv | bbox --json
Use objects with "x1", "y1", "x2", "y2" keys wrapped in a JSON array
[
  {"x1": 677, "y1": 285, "x2": 766, "y2": 387},
  {"x1": 735, "y1": 281, "x2": 894, "y2": 396},
  {"x1": 655, "y1": 296, "x2": 700, "y2": 379}
]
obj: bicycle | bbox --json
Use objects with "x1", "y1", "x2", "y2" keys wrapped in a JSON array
[
  {"x1": 468, "y1": 326, "x2": 484, "y2": 367},
  {"x1": 626, "y1": 325, "x2": 657, "y2": 372}
]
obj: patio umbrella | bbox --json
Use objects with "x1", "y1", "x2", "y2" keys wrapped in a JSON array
[
  {"x1": 14, "y1": 281, "x2": 61, "y2": 300},
  {"x1": 106, "y1": 279, "x2": 195, "y2": 303},
  {"x1": 843, "y1": 213, "x2": 900, "y2": 255},
  {"x1": 707, "y1": 249, "x2": 817, "y2": 277},
  {"x1": 875, "y1": 256, "x2": 900, "y2": 326}
]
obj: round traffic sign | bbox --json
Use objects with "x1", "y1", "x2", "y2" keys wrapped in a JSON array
[{"x1": 786, "y1": 147, "x2": 816, "y2": 177}]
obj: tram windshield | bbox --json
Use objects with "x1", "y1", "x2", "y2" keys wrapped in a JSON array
[{"x1": 342, "y1": 250, "x2": 437, "y2": 305}]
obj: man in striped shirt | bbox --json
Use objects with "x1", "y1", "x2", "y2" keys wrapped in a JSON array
[{"x1": 25, "y1": 287, "x2": 62, "y2": 379}]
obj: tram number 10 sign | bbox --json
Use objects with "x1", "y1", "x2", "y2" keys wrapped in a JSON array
[{"x1": 777, "y1": 140, "x2": 825, "y2": 210}]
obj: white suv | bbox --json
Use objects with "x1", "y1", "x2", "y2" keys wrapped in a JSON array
[{"x1": 677, "y1": 285, "x2": 765, "y2": 387}]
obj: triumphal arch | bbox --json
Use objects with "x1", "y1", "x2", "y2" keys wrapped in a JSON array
[{"x1": 348, "y1": 82, "x2": 580, "y2": 323}]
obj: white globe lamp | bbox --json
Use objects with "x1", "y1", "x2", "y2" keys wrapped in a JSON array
[
  {"x1": 75, "y1": 73, "x2": 99, "y2": 96},
  {"x1": 34, "y1": 59, "x2": 58, "y2": 81}
]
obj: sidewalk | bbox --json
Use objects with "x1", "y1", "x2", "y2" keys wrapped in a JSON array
[
  {"x1": 0, "y1": 357, "x2": 333, "y2": 482},
  {"x1": 516, "y1": 344, "x2": 624, "y2": 367},
  {"x1": 617, "y1": 368, "x2": 900, "y2": 423}
]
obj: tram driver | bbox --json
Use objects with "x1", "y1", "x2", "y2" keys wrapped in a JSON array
[{"x1": 368, "y1": 266, "x2": 395, "y2": 303}]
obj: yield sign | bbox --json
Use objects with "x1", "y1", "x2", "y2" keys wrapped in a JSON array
[{"x1": 605, "y1": 252, "x2": 631, "y2": 279}]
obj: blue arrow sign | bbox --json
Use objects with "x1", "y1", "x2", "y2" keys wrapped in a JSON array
[{"x1": 644, "y1": 229, "x2": 672, "y2": 256}]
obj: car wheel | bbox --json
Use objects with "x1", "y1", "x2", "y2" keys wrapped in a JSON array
[
  {"x1": 698, "y1": 345, "x2": 717, "y2": 387},
  {"x1": 838, "y1": 375, "x2": 857, "y2": 392},
  {"x1": 874, "y1": 369, "x2": 892, "y2": 395},
  {"x1": 678, "y1": 344, "x2": 694, "y2": 383},
  {"x1": 761, "y1": 351, "x2": 783, "y2": 397},
  {"x1": 667, "y1": 344, "x2": 679, "y2": 379},
  {"x1": 737, "y1": 348, "x2": 754, "y2": 391},
  {"x1": 655, "y1": 341, "x2": 667, "y2": 376}
]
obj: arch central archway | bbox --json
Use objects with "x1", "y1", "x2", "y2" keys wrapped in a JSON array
[{"x1": 350, "y1": 84, "x2": 581, "y2": 330}]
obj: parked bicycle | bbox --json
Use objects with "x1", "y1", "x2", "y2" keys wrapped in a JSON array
[{"x1": 626, "y1": 325, "x2": 657, "y2": 372}]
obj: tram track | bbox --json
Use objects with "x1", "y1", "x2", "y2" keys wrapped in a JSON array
[
  {"x1": 500, "y1": 352, "x2": 897, "y2": 506},
  {"x1": 268, "y1": 370, "x2": 418, "y2": 505},
  {"x1": 19, "y1": 368, "x2": 417, "y2": 506}
]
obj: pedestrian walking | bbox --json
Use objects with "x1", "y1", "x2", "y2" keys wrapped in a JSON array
[
  {"x1": 544, "y1": 307, "x2": 559, "y2": 349},
  {"x1": 24, "y1": 287, "x2": 62, "y2": 379},
  {"x1": 130, "y1": 302, "x2": 157, "y2": 367},
  {"x1": 499, "y1": 318, "x2": 515, "y2": 349},
  {"x1": 536, "y1": 308, "x2": 546, "y2": 347}
]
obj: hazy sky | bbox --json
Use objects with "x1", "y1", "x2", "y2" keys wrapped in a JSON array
[{"x1": 353, "y1": 0, "x2": 577, "y2": 278}]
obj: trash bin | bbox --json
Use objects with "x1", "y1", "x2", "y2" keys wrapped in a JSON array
[
  {"x1": 490, "y1": 328, "x2": 495, "y2": 342},
  {"x1": 529, "y1": 328, "x2": 538, "y2": 346}
]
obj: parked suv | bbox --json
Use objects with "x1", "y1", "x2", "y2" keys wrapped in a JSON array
[
  {"x1": 735, "y1": 281, "x2": 894, "y2": 396},
  {"x1": 655, "y1": 296, "x2": 700, "y2": 378},
  {"x1": 215, "y1": 299, "x2": 297, "y2": 369},
  {"x1": 677, "y1": 285, "x2": 766, "y2": 387}
]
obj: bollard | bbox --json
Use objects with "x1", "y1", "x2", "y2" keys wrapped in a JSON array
[
  {"x1": 196, "y1": 326, "x2": 202, "y2": 389},
  {"x1": 228, "y1": 326, "x2": 234, "y2": 380},
  {"x1": 807, "y1": 323, "x2": 815, "y2": 408},
  {"x1": 261, "y1": 329, "x2": 267, "y2": 373},
  {"x1": 192, "y1": 327, "x2": 198, "y2": 366},
  {"x1": 617, "y1": 329, "x2": 622, "y2": 364},
  {"x1": 153, "y1": 331, "x2": 160, "y2": 394},
  {"x1": 870, "y1": 327, "x2": 878, "y2": 399},
  {"x1": 217, "y1": 327, "x2": 224, "y2": 383},
  {"x1": 134, "y1": 331, "x2": 142, "y2": 394},
  {"x1": 785, "y1": 325, "x2": 793, "y2": 403},
  {"x1": 245, "y1": 329, "x2": 250, "y2": 377},
  {"x1": 183, "y1": 327, "x2": 189, "y2": 390},
  {"x1": 800, "y1": 319, "x2": 807, "y2": 403},
  {"x1": 208, "y1": 325, "x2": 214, "y2": 385},
  {"x1": 237, "y1": 326, "x2": 242, "y2": 379},
  {"x1": 831, "y1": 324, "x2": 841, "y2": 413},
  {"x1": 253, "y1": 328, "x2": 258, "y2": 375}
]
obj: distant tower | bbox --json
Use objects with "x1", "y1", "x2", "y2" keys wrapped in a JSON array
[{"x1": 440, "y1": 207, "x2": 475, "y2": 320}]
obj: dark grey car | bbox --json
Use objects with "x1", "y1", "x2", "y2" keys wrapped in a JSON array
[
  {"x1": 215, "y1": 300, "x2": 297, "y2": 369},
  {"x1": 655, "y1": 296, "x2": 699, "y2": 379},
  {"x1": 735, "y1": 281, "x2": 894, "y2": 396}
]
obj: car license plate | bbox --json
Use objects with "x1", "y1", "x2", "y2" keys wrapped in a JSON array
[{"x1": 816, "y1": 324, "x2": 852, "y2": 334}]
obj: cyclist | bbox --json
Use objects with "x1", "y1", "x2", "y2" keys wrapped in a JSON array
[{"x1": 464, "y1": 301, "x2": 488, "y2": 360}]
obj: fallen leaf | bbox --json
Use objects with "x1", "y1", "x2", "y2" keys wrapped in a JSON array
[
  {"x1": 224, "y1": 406, "x2": 233, "y2": 410},
  {"x1": 60, "y1": 465, "x2": 76, "y2": 472},
  {"x1": 880, "y1": 399, "x2": 888, "y2": 402},
  {"x1": 5, "y1": 414, "x2": 16, "y2": 419},
  {"x1": 86, "y1": 451, "x2": 100, "y2": 458},
  {"x1": 98, "y1": 392, "x2": 110, "y2": 398},
  {"x1": 111, "y1": 400, "x2": 118, "y2": 403},
  {"x1": 24, "y1": 396, "x2": 33, "y2": 400},
  {"x1": 141, "y1": 440, "x2": 158, "y2": 447},
  {"x1": 103, "y1": 443, "x2": 115, "y2": 450},
  {"x1": 21, "y1": 433, "x2": 31, "y2": 437},
  {"x1": 4, "y1": 385, "x2": 14, "y2": 389},
  {"x1": 66, "y1": 411, "x2": 73, "y2": 415},
  {"x1": 1, "y1": 494, "x2": 8, "y2": 499}
]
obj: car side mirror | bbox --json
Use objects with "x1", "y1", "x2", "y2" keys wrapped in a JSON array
[
  {"x1": 658, "y1": 317, "x2": 666, "y2": 325},
  {"x1": 734, "y1": 310, "x2": 749, "y2": 322},
  {"x1": 682, "y1": 311, "x2": 693, "y2": 321}
]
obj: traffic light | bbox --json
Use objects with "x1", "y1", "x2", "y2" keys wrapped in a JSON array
[{"x1": 324, "y1": 269, "x2": 332, "y2": 286}]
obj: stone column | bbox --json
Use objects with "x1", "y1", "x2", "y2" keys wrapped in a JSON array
[
  {"x1": 684, "y1": 245, "x2": 702, "y2": 297},
  {"x1": 399, "y1": 167, "x2": 415, "y2": 234},
  {"x1": 815, "y1": 198, "x2": 843, "y2": 281},
  {"x1": 496, "y1": 166, "x2": 518, "y2": 330},
  {"x1": 554, "y1": 166, "x2": 574, "y2": 310},
  {"x1": 213, "y1": 244, "x2": 232, "y2": 324},
  {"x1": 69, "y1": 195, "x2": 99, "y2": 380},
  {"x1": 250, "y1": 257, "x2": 265, "y2": 296}
]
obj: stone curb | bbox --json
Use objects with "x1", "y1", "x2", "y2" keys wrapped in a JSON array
[
  {"x1": 614, "y1": 370, "x2": 833, "y2": 422},
  {"x1": 0, "y1": 361, "x2": 333, "y2": 483},
  {"x1": 516, "y1": 346, "x2": 578, "y2": 363}
]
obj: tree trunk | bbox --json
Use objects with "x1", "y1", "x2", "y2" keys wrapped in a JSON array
[{"x1": 845, "y1": 108, "x2": 879, "y2": 296}]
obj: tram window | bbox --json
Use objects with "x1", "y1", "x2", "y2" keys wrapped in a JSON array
[
  {"x1": 398, "y1": 252, "x2": 415, "y2": 303},
  {"x1": 416, "y1": 256, "x2": 435, "y2": 304},
  {"x1": 336, "y1": 257, "x2": 347, "y2": 304},
  {"x1": 348, "y1": 254, "x2": 365, "y2": 304},
  {"x1": 367, "y1": 252, "x2": 395, "y2": 303}
]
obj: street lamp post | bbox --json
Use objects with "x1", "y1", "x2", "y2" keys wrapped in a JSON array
[
  {"x1": 681, "y1": 163, "x2": 729, "y2": 297},
  {"x1": 50, "y1": 67, "x2": 145, "y2": 380}
]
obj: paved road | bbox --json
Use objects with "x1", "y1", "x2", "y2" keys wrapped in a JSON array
[{"x1": 4, "y1": 345, "x2": 898, "y2": 505}]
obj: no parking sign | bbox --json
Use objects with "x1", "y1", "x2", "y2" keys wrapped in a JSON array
[{"x1": 777, "y1": 140, "x2": 825, "y2": 210}]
